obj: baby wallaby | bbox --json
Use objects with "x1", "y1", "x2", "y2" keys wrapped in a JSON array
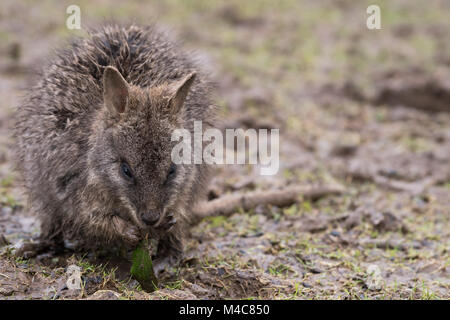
[{"x1": 13, "y1": 24, "x2": 214, "y2": 269}]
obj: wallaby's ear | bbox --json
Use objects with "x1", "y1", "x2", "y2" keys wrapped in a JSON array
[
  {"x1": 167, "y1": 72, "x2": 196, "y2": 114},
  {"x1": 103, "y1": 66, "x2": 129, "y2": 115}
]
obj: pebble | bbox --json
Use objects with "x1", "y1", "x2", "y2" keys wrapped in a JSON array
[{"x1": 365, "y1": 265, "x2": 382, "y2": 291}]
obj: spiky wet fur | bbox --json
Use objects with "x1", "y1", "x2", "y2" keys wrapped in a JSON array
[{"x1": 13, "y1": 24, "x2": 215, "y2": 263}]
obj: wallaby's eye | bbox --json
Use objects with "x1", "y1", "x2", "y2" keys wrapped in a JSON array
[
  {"x1": 167, "y1": 163, "x2": 176, "y2": 180},
  {"x1": 120, "y1": 162, "x2": 134, "y2": 181}
]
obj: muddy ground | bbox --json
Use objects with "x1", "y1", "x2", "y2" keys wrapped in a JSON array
[{"x1": 0, "y1": 0, "x2": 448, "y2": 299}]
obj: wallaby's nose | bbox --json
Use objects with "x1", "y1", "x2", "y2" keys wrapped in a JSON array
[{"x1": 141, "y1": 211, "x2": 160, "y2": 226}]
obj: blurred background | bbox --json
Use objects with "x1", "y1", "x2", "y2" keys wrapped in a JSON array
[{"x1": 0, "y1": 0, "x2": 448, "y2": 299}]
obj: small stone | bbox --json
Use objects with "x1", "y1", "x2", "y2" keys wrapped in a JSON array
[
  {"x1": 330, "y1": 230, "x2": 340, "y2": 237},
  {"x1": 0, "y1": 286, "x2": 14, "y2": 296},
  {"x1": 308, "y1": 267, "x2": 323, "y2": 274},
  {"x1": 365, "y1": 265, "x2": 383, "y2": 291},
  {"x1": 370, "y1": 211, "x2": 409, "y2": 233},
  {"x1": 86, "y1": 290, "x2": 121, "y2": 300}
]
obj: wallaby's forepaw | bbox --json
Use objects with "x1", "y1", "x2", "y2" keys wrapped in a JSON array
[
  {"x1": 143, "y1": 212, "x2": 177, "y2": 233},
  {"x1": 112, "y1": 215, "x2": 141, "y2": 246},
  {"x1": 158, "y1": 213, "x2": 177, "y2": 232}
]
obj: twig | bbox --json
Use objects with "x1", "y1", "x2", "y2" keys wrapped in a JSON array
[
  {"x1": 191, "y1": 184, "x2": 345, "y2": 224},
  {"x1": 358, "y1": 238, "x2": 421, "y2": 251}
]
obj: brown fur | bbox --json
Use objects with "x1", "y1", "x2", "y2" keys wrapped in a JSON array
[{"x1": 13, "y1": 24, "x2": 215, "y2": 264}]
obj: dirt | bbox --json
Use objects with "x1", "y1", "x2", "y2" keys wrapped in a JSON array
[{"x1": 0, "y1": 0, "x2": 449, "y2": 299}]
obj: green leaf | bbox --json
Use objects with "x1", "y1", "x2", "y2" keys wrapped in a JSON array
[{"x1": 130, "y1": 238, "x2": 158, "y2": 292}]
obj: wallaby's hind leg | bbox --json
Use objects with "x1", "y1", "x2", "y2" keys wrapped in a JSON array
[{"x1": 15, "y1": 217, "x2": 64, "y2": 259}]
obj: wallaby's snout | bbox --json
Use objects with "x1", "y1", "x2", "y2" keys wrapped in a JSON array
[{"x1": 141, "y1": 210, "x2": 160, "y2": 226}]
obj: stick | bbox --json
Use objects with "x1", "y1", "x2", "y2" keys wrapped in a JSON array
[
  {"x1": 358, "y1": 238, "x2": 420, "y2": 251},
  {"x1": 191, "y1": 184, "x2": 345, "y2": 224}
]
